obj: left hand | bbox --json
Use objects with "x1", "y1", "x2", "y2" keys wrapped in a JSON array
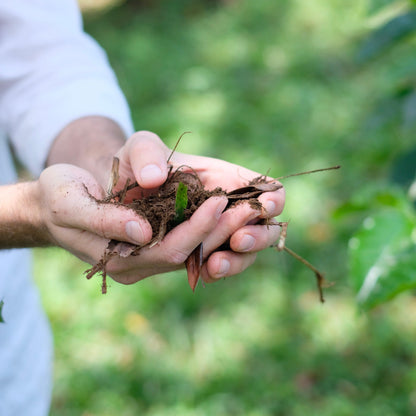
[{"x1": 114, "y1": 131, "x2": 285, "y2": 283}]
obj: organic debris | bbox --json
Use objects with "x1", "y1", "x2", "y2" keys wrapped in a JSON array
[{"x1": 85, "y1": 136, "x2": 339, "y2": 302}]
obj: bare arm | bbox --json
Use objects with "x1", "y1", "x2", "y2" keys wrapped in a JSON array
[
  {"x1": 0, "y1": 116, "x2": 132, "y2": 250},
  {"x1": 0, "y1": 118, "x2": 284, "y2": 284},
  {"x1": 46, "y1": 116, "x2": 126, "y2": 187},
  {"x1": 0, "y1": 181, "x2": 50, "y2": 248}
]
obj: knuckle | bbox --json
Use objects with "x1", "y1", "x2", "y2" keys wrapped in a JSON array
[
  {"x1": 165, "y1": 247, "x2": 189, "y2": 265},
  {"x1": 132, "y1": 130, "x2": 163, "y2": 147},
  {"x1": 195, "y1": 220, "x2": 215, "y2": 237},
  {"x1": 220, "y1": 210, "x2": 250, "y2": 236}
]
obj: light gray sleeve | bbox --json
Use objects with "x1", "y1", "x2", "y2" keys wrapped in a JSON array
[{"x1": 0, "y1": 0, "x2": 134, "y2": 176}]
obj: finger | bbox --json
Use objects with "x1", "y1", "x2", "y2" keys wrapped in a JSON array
[
  {"x1": 229, "y1": 220, "x2": 281, "y2": 253},
  {"x1": 201, "y1": 251, "x2": 257, "y2": 282},
  {"x1": 75, "y1": 195, "x2": 229, "y2": 286},
  {"x1": 202, "y1": 201, "x2": 261, "y2": 255},
  {"x1": 55, "y1": 228, "x2": 110, "y2": 266},
  {"x1": 156, "y1": 196, "x2": 229, "y2": 265},
  {"x1": 258, "y1": 186, "x2": 285, "y2": 218},
  {"x1": 86, "y1": 203, "x2": 153, "y2": 245},
  {"x1": 120, "y1": 131, "x2": 170, "y2": 189},
  {"x1": 47, "y1": 174, "x2": 153, "y2": 245}
]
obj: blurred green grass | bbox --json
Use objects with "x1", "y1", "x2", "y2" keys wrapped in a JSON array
[{"x1": 34, "y1": 0, "x2": 416, "y2": 414}]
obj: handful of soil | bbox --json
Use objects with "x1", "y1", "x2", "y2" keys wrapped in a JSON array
[
  {"x1": 85, "y1": 157, "x2": 338, "y2": 302},
  {"x1": 85, "y1": 162, "x2": 282, "y2": 294}
]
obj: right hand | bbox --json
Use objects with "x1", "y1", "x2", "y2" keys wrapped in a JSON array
[{"x1": 37, "y1": 163, "x2": 229, "y2": 284}]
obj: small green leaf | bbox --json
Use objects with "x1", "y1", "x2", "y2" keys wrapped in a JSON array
[
  {"x1": 0, "y1": 300, "x2": 5, "y2": 323},
  {"x1": 174, "y1": 182, "x2": 188, "y2": 225},
  {"x1": 356, "y1": 10, "x2": 416, "y2": 63},
  {"x1": 349, "y1": 207, "x2": 416, "y2": 309}
]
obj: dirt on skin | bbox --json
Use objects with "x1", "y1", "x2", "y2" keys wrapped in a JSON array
[
  {"x1": 85, "y1": 166, "x2": 282, "y2": 293},
  {"x1": 85, "y1": 160, "x2": 338, "y2": 301}
]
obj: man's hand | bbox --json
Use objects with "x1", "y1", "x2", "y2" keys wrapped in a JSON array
[
  {"x1": 46, "y1": 118, "x2": 285, "y2": 285},
  {"x1": 35, "y1": 164, "x2": 230, "y2": 284},
  {"x1": 114, "y1": 130, "x2": 285, "y2": 284}
]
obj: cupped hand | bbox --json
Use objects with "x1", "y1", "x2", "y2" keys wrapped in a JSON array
[
  {"x1": 37, "y1": 163, "x2": 230, "y2": 284},
  {"x1": 114, "y1": 131, "x2": 286, "y2": 284}
]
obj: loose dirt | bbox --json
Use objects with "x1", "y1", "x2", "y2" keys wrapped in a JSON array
[
  {"x1": 85, "y1": 157, "x2": 338, "y2": 301},
  {"x1": 85, "y1": 164, "x2": 282, "y2": 294}
]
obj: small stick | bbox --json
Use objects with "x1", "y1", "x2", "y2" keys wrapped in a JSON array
[
  {"x1": 277, "y1": 222, "x2": 288, "y2": 252},
  {"x1": 167, "y1": 131, "x2": 192, "y2": 165},
  {"x1": 101, "y1": 272, "x2": 107, "y2": 294},
  {"x1": 118, "y1": 178, "x2": 131, "y2": 204},
  {"x1": 282, "y1": 246, "x2": 331, "y2": 303},
  {"x1": 107, "y1": 157, "x2": 120, "y2": 196},
  {"x1": 275, "y1": 165, "x2": 340, "y2": 181},
  {"x1": 104, "y1": 182, "x2": 139, "y2": 202}
]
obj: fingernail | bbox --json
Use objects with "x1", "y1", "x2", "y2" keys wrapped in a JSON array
[
  {"x1": 264, "y1": 200, "x2": 276, "y2": 215},
  {"x1": 125, "y1": 221, "x2": 145, "y2": 244},
  {"x1": 216, "y1": 259, "x2": 230, "y2": 277},
  {"x1": 140, "y1": 164, "x2": 163, "y2": 184},
  {"x1": 215, "y1": 198, "x2": 228, "y2": 219},
  {"x1": 239, "y1": 234, "x2": 255, "y2": 252}
]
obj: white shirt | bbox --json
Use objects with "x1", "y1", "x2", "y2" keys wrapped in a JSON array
[{"x1": 0, "y1": 1, "x2": 134, "y2": 414}]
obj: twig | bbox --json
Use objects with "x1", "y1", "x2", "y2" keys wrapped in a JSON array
[
  {"x1": 104, "y1": 181, "x2": 139, "y2": 202},
  {"x1": 118, "y1": 178, "x2": 131, "y2": 204},
  {"x1": 277, "y1": 222, "x2": 288, "y2": 251},
  {"x1": 167, "y1": 131, "x2": 192, "y2": 164},
  {"x1": 282, "y1": 246, "x2": 331, "y2": 303},
  {"x1": 275, "y1": 165, "x2": 340, "y2": 181},
  {"x1": 107, "y1": 157, "x2": 120, "y2": 196}
]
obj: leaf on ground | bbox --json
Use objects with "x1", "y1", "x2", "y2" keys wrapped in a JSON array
[{"x1": 349, "y1": 206, "x2": 416, "y2": 309}]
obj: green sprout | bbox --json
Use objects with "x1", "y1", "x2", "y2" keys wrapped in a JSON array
[{"x1": 174, "y1": 182, "x2": 188, "y2": 225}]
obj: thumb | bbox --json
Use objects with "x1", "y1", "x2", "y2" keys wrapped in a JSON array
[
  {"x1": 118, "y1": 130, "x2": 170, "y2": 189},
  {"x1": 41, "y1": 164, "x2": 153, "y2": 245}
]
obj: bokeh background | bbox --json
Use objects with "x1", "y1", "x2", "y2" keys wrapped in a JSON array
[{"x1": 34, "y1": 0, "x2": 416, "y2": 414}]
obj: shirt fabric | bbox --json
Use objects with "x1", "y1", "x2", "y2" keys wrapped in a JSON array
[{"x1": 0, "y1": 1, "x2": 134, "y2": 414}]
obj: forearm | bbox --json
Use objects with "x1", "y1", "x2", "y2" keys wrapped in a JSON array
[
  {"x1": 0, "y1": 181, "x2": 51, "y2": 249},
  {"x1": 46, "y1": 116, "x2": 126, "y2": 188}
]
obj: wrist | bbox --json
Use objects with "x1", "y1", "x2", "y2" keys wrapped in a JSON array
[
  {"x1": 27, "y1": 180, "x2": 55, "y2": 246},
  {"x1": 0, "y1": 181, "x2": 53, "y2": 249}
]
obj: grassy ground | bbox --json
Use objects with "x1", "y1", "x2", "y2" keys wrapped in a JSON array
[{"x1": 34, "y1": 0, "x2": 416, "y2": 414}]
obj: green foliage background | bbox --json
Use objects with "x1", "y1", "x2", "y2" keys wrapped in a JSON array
[{"x1": 33, "y1": 0, "x2": 416, "y2": 414}]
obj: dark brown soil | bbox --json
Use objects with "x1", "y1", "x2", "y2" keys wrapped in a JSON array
[
  {"x1": 85, "y1": 166, "x2": 282, "y2": 293},
  {"x1": 84, "y1": 161, "x2": 337, "y2": 302},
  {"x1": 122, "y1": 169, "x2": 226, "y2": 248}
]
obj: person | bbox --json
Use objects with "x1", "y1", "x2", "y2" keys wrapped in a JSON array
[{"x1": 0, "y1": 1, "x2": 285, "y2": 415}]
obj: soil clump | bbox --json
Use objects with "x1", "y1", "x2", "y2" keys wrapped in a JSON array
[{"x1": 85, "y1": 166, "x2": 280, "y2": 293}]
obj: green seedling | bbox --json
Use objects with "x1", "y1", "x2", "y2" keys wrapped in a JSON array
[{"x1": 174, "y1": 182, "x2": 188, "y2": 225}]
